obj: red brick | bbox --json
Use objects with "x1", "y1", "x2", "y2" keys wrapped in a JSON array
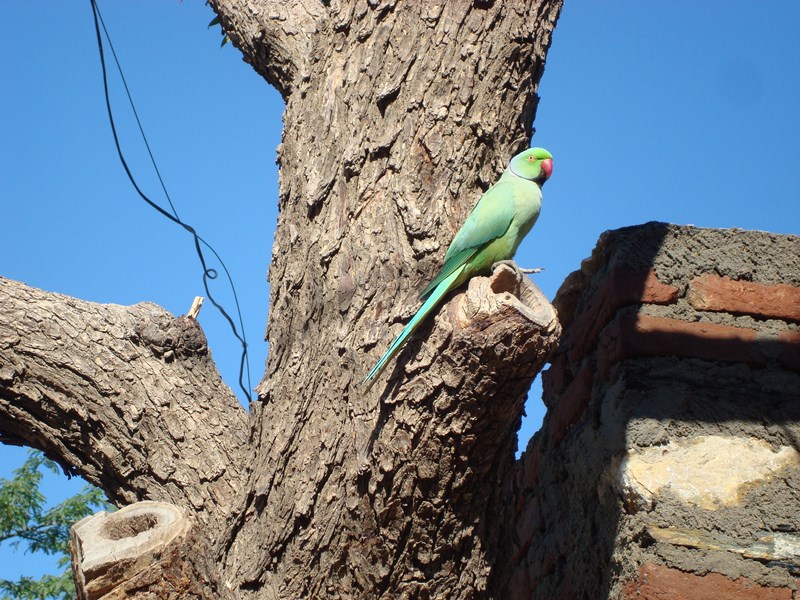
[
  {"x1": 625, "y1": 563, "x2": 792, "y2": 600},
  {"x1": 548, "y1": 363, "x2": 593, "y2": 446},
  {"x1": 508, "y1": 567, "x2": 530, "y2": 600},
  {"x1": 553, "y1": 578, "x2": 576, "y2": 600},
  {"x1": 513, "y1": 496, "x2": 541, "y2": 562},
  {"x1": 542, "y1": 353, "x2": 570, "y2": 397},
  {"x1": 520, "y1": 435, "x2": 543, "y2": 491},
  {"x1": 537, "y1": 549, "x2": 559, "y2": 581},
  {"x1": 568, "y1": 268, "x2": 679, "y2": 363},
  {"x1": 778, "y1": 330, "x2": 800, "y2": 372},
  {"x1": 597, "y1": 313, "x2": 765, "y2": 378},
  {"x1": 688, "y1": 274, "x2": 800, "y2": 322}
]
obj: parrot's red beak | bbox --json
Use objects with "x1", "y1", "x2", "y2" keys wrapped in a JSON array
[{"x1": 541, "y1": 158, "x2": 553, "y2": 180}]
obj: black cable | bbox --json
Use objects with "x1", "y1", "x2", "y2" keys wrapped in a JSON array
[
  {"x1": 89, "y1": 0, "x2": 252, "y2": 401},
  {"x1": 94, "y1": 7, "x2": 180, "y2": 221}
]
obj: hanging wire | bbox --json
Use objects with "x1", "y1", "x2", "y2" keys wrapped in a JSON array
[{"x1": 89, "y1": 0, "x2": 252, "y2": 401}]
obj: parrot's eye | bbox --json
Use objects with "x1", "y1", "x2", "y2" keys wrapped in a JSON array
[{"x1": 528, "y1": 156, "x2": 534, "y2": 161}]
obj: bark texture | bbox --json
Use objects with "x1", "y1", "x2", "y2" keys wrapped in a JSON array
[
  {"x1": 216, "y1": 1, "x2": 562, "y2": 596},
  {"x1": 0, "y1": 278, "x2": 247, "y2": 530},
  {"x1": 71, "y1": 501, "x2": 226, "y2": 600},
  {"x1": 1, "y1": 1, "x2": 563, "y2": 597}
]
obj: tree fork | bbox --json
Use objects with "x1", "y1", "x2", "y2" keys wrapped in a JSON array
[
  {"x1": 0, "y1": 277, "x2": 248, "y2": 533},
  {"x1": 219, "y1": 2, "x2": 562, "y2": 595},
  {"x1": 1, "y1": 0, "x2": 563, "y2": 596}
]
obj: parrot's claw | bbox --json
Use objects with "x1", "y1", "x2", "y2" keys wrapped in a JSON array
[
  {"x1": 491, "y1": 260, "x2": 517, "y2": 273},
  {"x1": 491, "y1": 260, "x2": 544, "y2": 275}
]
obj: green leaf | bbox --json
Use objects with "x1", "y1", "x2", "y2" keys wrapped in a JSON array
[
  {"x1": 0, "y1": 450, "x2": 112, "y2": 600},
  {"x1": 0, "y1": 572, "x2": 73, "y2": 600}
]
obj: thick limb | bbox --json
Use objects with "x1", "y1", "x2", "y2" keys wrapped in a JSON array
[
  {"x1": 0, "y1": 277, "x2": 248, "y2": 532},
  {"x1": 206, "y1": 0, "x2": 325, "y2": 97}
]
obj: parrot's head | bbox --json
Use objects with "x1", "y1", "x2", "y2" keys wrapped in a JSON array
[{"x1": 509, "y1": 147, "x2": 553, "y2": 185}]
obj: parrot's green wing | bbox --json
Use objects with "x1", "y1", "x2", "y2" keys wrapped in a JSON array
[
  {"x1": 419, "y1": 180, "x2": 517, "y2": 299},
  {"x1": 418, "y1": 247, "x2": 479, "y2": 300}
]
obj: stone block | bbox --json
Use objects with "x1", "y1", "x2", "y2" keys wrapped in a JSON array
[{"x1": 617, "y1": 435, "x2": 799, "y2": 510}]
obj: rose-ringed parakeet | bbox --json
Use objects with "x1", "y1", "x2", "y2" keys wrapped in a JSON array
[{"x1": 364, "y1": 147, "x2": 554, "y2": 384}]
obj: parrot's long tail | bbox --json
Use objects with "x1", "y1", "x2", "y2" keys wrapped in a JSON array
[{"x1": 364, "y1": 267, "x2": 463, "y2": 386}]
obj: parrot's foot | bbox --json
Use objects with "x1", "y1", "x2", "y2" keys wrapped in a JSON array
[{"x1": 491, "y1": 260, "x2": 544, "y2": 275}]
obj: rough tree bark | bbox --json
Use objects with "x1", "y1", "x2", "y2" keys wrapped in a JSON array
[{"x1": 0, "y1": 1, "x2": 562, "y2": 597}]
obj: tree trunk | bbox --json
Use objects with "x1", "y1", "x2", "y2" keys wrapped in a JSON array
[{"x1": 0, "y1": 1, "x2": 562, "y2": 597}]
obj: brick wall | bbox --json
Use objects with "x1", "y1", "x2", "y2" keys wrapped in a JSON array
[{"x1": 509, "y1": 223, "x2": 800, "y2": 599}]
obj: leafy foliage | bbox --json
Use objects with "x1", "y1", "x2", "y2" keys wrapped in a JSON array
[{"x1": 0, "y1": 450, "x2": 112, "y2": 600}]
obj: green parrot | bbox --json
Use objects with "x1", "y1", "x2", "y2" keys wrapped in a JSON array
[{"x1": 364, "y1": 146, "x2": 554, "y2": 384}]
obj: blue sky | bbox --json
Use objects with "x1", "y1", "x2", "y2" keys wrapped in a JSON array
[{"x1": 2, "y1": 1, "x2": 798, "y2": 583}]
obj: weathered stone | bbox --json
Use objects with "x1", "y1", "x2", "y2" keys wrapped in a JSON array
[
  {"x1": 511, "y1": 225, "x2": 800, "y2": 599},
  {"x1": 647, "y1": 525, "x2": 800, "y2": 566},
  {"x1": 618, "y1": 435, "x2": 799, "y2": 510}
]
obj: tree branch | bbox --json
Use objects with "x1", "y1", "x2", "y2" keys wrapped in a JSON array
[
  {"x1": 71, "y1": 501, "x2": 232, "y2": 599},
  {"x1": 215, "y1": 0, "x2": 564, "y2": 592},
  {"x1": 226, "y1": 264, "x2": 560, "y2": 595},
  {"x1": 360, "y1": 265, "x2": 561, "y2": 596},
  {"x1": 0, "y1": 277, "x2": 248, "y2": 531},
  {"x1": 207, "y1": 0, "x2": 327, "y2": 97}
]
